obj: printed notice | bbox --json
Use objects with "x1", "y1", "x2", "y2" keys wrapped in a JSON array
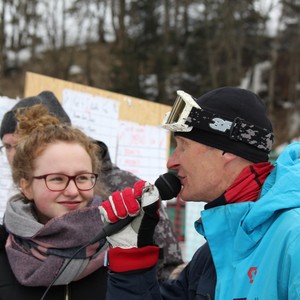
[
  {"x1": 62, "y1": 89, "x2": 168, "y2": 183},
  {"x1": 62, "y1": 89, "x2": 119, "y2": 162},
  {"x1": 116, "y1": 120, "x2": 168, "y2": 184}
]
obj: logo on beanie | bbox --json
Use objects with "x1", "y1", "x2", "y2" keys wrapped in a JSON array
[{"x1": 209, "y1": 118, "x2": 232, "y2": 133}]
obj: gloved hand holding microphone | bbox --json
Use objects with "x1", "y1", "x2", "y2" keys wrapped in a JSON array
[
  {"x1": 99, "y1": 180, "x2": 161, "y2": 272},
  {"x1": 98, "y1": 173, "x2": 181, "y2": 273}
]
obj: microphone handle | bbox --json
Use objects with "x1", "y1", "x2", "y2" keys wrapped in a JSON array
[{"x1": 89, "y1": 216, "x2": 134, "y2": 244}]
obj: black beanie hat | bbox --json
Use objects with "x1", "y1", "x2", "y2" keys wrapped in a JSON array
[
  {"x1": 0, "y1": 91, "x2": 71, "y2": 140},
  {"x1": 175, "y1": 87, "x2": 274, "y2": 163}
]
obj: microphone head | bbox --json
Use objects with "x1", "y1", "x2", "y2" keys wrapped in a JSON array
[{"x1": 154, "y1": 173, "x2": 182, "y2": 200}]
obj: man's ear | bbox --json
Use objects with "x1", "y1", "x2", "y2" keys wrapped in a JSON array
[
  {"x1": 222, "y1": 152, "x2": 238, "y2": 161},
  {"x1": 223, "y1": 151, "x2": 252, "y2": 170},
  {"x1": 222, "y1": 151, "x2": 242, "y2": 167},
  {"x1": 20, "y1": 178, "x2": 33, "y2": 200}
]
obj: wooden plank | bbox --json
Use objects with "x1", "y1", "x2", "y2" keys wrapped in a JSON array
[{"x1": 24, "y1": 72, "x2": 171, "y2": 126}]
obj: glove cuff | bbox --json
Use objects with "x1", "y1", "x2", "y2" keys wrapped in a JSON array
[{"x1": 108, "y1": 246, "x2": 160, "y2": 272}]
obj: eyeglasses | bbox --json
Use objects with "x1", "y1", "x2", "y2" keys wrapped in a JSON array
[
  {"x1": 32, "y1": 173, "x2": 98, "y2": 191},
  {"x1": 0, "y1": 144, "x2": 17, "y2": 153}
]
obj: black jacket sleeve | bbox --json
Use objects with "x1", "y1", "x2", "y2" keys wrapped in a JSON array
[{"x1": 106, "y1": 242, "x2": 216, "y2": 300}]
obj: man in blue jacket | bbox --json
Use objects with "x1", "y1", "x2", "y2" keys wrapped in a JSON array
[{"x1": 98, "y1": 87, "x2": 300, "y2": 299}]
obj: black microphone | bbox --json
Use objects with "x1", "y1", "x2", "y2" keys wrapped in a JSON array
[{"x1": 89, "y1": 173, "x2": 181, "y2": 244}]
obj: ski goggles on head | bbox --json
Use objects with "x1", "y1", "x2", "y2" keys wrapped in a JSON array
[
  {"x1": 162, "y1": 90, "x2": 274, "y2": 152},
  {"x1": 162, "y1": 90, "x2": 200, "y2": 132},
  {"x1": 162, "y1": 90, "x2": 233, "y2": 133}
]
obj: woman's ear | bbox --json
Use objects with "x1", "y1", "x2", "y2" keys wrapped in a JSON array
[{"x1": 20, "y1": 178, "x2": 33, "y2": 200}]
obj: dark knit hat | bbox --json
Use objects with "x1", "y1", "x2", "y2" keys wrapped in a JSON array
[
  {"x1": 0, "y1": 91, "x2": 71, "y2": 139},
  {"x1": 173, "y1": 87, "x2": 274, "y2": 163}
]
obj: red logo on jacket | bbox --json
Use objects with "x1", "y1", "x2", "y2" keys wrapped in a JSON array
[{"x1": 247, "y1": 267, "x2": 257, "y2": 283}]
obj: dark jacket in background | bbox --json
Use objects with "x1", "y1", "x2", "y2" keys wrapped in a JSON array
[{"x1": 97, "y1": 141, "x2": 184, "y2": 282}]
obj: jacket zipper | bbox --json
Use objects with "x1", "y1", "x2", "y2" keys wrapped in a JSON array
[{"x1": 65, "y1": 285, "x2": 69, "y2": 300}]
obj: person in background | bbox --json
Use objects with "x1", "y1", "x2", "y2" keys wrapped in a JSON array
[
  {"x1": 0, "y1": 92, "x2": 71, "y2": 166},
  {"x1": 0, "y1": 104, "x2": 107, "y2": 299},
  {"x1": 95, "y1": 140, "x2": 184, "y2": 281},
  {"x1": 0, "y1": 91, "x2": 184, "y2": 282},
  {"x1": 96, "y1": 87, "x2": 300, "y2": 300}
]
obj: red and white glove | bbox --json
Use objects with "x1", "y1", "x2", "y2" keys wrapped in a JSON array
[{"x1": 99, "y1": 180, "x2": 161, "y2": 272}]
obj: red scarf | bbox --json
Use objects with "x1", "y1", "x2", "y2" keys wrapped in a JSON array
[{"x1": 225, "y1": 162, "x2": 274, "y2": 204}]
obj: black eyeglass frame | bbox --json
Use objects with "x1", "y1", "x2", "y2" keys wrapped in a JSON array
[
  {"x1": 32, "y1": 172, "x2": 98, "y2": 191},
  {"x1": 0, "y1": 144, "x2": 18, "y2": 153}
]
